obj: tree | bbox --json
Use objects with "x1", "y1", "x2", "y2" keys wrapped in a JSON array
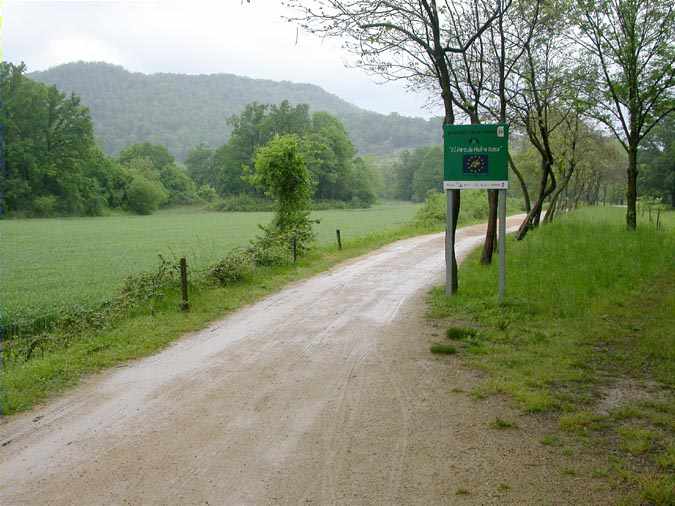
[
  {"x1": 126, "y1": 175, "x2": 168, "y2": 215},
  {"x1": 510, "y1": 4, "x2": 578, "y2": 240},
  {"x1": 185, "y1": 144, "x2": 216, "y2": 187},
  {"x1": 250, "y1": 134, "x2": 313, "y2": 235},
  {"x1": 119, "y1": 143, "x2": 175, "y2": 171},
  {"x1": 639, "y1": 115, "x2": 675, "y2": 207},
  {"x1": 287, "y1": 0, "x2": 507, "y2": 292},
  {"x1": 575, "y1": 0, "x2": 675, "y2": 229},
  {"x1": 119, "y1": 142, "x2": 196, "y2": 205},
  {"x1": 0, "y1": 62, "x2": 105, "y2": 216}
]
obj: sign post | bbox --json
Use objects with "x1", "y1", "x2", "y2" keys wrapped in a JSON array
[{"x1": 443, "y1": 124, "x2": 509, "y2": 301}]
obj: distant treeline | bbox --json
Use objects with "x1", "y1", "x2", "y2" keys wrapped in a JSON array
[
  {"x1": 0, "y1": 63, "x2": 375, "y2": 217},
  {"x1": 29, "y1": 61, "x2": 443, "y2": 160}
]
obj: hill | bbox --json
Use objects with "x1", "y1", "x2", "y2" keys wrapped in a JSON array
[{"x1": 30, "y1": 62, "x2": 442, "y2": 160}]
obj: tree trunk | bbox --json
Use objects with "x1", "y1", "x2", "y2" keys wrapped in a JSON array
[
  {"x1": 509, "y1": 154, "x2": 531, "y2": 213},
  {"x1": 626, "y1": 147, "x2": 638, "y2": 230},
  {"x1": 481, "y1": 190, "x2": 499, "y2": 264}
]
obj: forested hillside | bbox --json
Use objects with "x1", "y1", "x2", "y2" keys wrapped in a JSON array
[{"x1": 30, "y1": 62, "x2": 442, "y2": 160}]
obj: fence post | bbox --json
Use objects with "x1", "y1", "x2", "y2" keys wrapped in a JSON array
[
  {"x1": 336, "y1": 229, "x2": 342, "y2": 250},
  {"x1": 292, "y1": 236, "x2": 297, "y2": 263},
  {"x1": 179, "y1": 257, "x2": 189, "y2": 311},
  {"x1": 656, "y1": 209, "x2": 661, "y2": 230}
]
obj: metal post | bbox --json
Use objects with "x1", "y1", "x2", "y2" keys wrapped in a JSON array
[
  {"x1": 498, "y1": 189, "x2": 507, "y2": 304},
  {"x1": 445, "y1": 190, "x2": 456, "y2": 296},
  {"x1": 179, "y1": 257, "x2": 189, "y2": 311},
  {"x1": 336, "y1": 229, "x2": 342, "y2": 250}
]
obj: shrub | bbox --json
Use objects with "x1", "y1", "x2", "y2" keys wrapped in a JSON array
[
  {"x1": 197, "y1": 184, "x2": 218, "y2": 203},
  {"x1": 32, "y1": 195, "x2": 58, "y2": 217},
  {"x1": 247, "y1": 227, "x2": 293, "y2": 267},
  {"x1": 126, "y1": 175, "x2": 168, "y2": 215},
  {"x1": 209, "y1": 249, "x2": 253, "y2": 285}
]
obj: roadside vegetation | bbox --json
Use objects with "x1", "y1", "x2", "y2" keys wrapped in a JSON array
[
  {"x1": 428, "y1": 208, "x2": 675, "y2": 504},
  {"x1": 0, "y1": 202, "x2": 420, "y2": 335}
]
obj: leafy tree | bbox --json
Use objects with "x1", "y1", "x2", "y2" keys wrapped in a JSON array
[
  {"x1": 575, "y1": 0, "x2": 675, "y2": 229},
  {"x1": 119, "y1": 143, "x2": 175, "y2": 170},
  {"x1": 250, "y1": 134, "x2": 313, "y2": 238},
  {"x1": 118, "y1": 142, "x2": 196, "y2": 205},
  {"x1": 126, "y1": 175, "x2": 168, "y2": 215},
  {"x1": 185, "y1": 144, "x2": 216, "y2": 187},
  {"x1": 639, "y1": 116, "x2": 675, "y2": 207},
  {"x1": 0, "y1": 62, "x2": 105, "y2": 216}
]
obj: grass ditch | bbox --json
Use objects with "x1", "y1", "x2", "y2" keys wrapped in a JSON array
[{"x1": 428, "y1": 207, "x2": 675, "y2": 504}]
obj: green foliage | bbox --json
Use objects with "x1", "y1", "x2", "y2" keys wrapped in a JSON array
[
  {"x1": 31, "y1": 196, "x2": 58, "y2": 217},
  {"x1": 251, "y1": 134, "x2": 314, "y2": 249},
  {"x1": 430, "y1": 343, "x2": 457, "y2": 355},
  {"x1": 185, "y1": 144, "x2": 216, "y2": 187},
  {"x1": 414, "y1": 191, "x2": 523, "y2": 228},
  {"x1": 210, "y1": 101, "x2": 377, "y2": 206},
  {"x1": 640, "y1": 116, "x2": 675, "y2": 208},
  {"x1": 126, "y1": 175, "x2": 168, "y2": 215},
  {"x1": 29, "y1": 62, "x2": 442, "y2": 159},
  {"x1": 196, "y1": 184, "x2": 218, "y2": 203},
  {"x1": 208, "y1": 249, "x2": 253, "y2": 285},
  {"x1": 118, "y1": 142, "x2": 197, "y2": 206},
  {"x1": 0, "y1": 62, "x2": 108, "y2": 217},
  {"x1": 0, "y1": 203, "x2": 421, "y2": 330}
]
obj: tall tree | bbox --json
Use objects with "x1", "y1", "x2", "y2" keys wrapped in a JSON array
[{"x1": 575, "y1": 0, "x2": 675, "y2": 229}]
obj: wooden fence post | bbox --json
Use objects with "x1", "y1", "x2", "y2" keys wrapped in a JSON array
[
  {"x1": 292, "y1": 236, "x2": 297, "y2": 263},
  {"x1": 656, "y1": 209, "x2": 661, "y2": 230},
  {"x1": 336, "y1": 229, "x2": 342, "y2": 250},
  {"x1": 180, "y1": 257, "x2": 189, "y2": 311}
]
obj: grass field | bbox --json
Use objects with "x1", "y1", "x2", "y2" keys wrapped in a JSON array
[
  {"x1": 0, "y1": 202, "x2": 420, "y2": 325},
  {"x1": 428, "y1": 207, "x2": 675, "y2": 504}
]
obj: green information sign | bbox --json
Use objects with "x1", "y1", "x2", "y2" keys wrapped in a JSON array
[{"x1": 443, "y1": 124, "x2": 509, "y2": 189}]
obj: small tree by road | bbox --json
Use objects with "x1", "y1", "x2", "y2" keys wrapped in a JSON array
[{"x1": 250, "y1": 134, "x2": 314, "y2": 248}]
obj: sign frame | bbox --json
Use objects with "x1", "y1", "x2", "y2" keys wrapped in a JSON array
[
  {"x1": 443, "y1": 123, "x2": 509, "y2": 303},
  {"x1": 443, "y1": 123, "x2": 509, "y2": 189}
]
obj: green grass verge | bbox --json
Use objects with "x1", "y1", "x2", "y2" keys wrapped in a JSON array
[{"x1": 428, "y1": 207, "x2": 675, "y2": 504}]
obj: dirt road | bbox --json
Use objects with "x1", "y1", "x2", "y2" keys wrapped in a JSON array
[{"x1": 0, "y1": 217, "x2": 613, "y2": 505}]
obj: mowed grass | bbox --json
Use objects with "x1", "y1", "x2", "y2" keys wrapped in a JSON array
[
  {"x1": 429, "y1": 207, "x2": 675, "y2": 504},
  {"x1": 0, "y1": 202, "x2": 420, "y2": 325}
]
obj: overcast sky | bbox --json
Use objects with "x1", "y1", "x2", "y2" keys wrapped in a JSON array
[{"x1": 2, "y1": 0, "x2": 440, "y2": 118}]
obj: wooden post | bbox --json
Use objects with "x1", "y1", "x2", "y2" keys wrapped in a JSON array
[
  {"x1": 336, "y1": 229, "x2": 342, "y2": 250},
  {"x1": 656, "y1": 209, "x2": 661, "y2": 230},
  {"x1": 292, "y1": 236, "x2": 297, "y2": 263},
  {"x1": 179, "y1": 257, "x2": 189, "y2": 311},
  {"x1": 649, "y1": 207, "x2": 652, "y2": 223}
]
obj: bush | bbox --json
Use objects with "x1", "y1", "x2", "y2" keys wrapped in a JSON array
[
  {"x1": 247, "y1": 227, "x2": 293, "y2": 267},
  {"x1": 32, "y1": 195, "x2": 58, "y2": 217},
  {"x1": 197, "y1": 184, "x2": 218, "y2": 203},
  {"x1": 414, "y1": 190, "x2": 524, "y2": 226},
  {"x1": 209, "y1": 249, "x2": 253, "y2": 285},
  {"x1": 126, "y1": 176, "x2": 168, "y2": 215}
]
